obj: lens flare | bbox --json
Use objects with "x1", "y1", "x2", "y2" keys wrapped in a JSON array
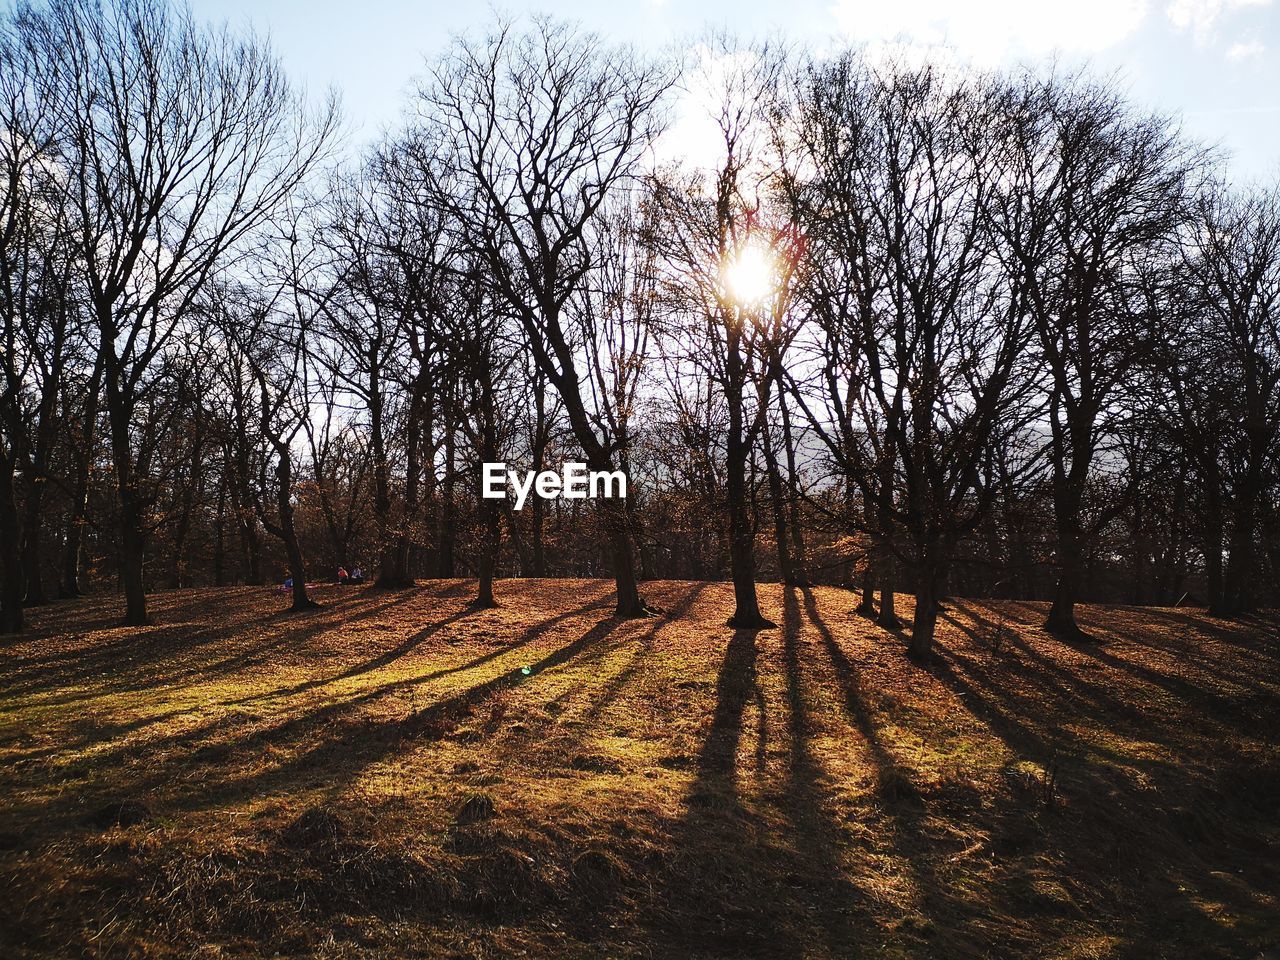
[{"x1": 723, "y1": 241, "x2": 774, "y2": 306}]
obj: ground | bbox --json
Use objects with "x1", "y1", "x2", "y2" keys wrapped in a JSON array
[{"x1": 0, "y1": 579, "x2": 1277, "y2": 959}]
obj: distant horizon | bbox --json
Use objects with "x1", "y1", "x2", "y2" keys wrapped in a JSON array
[{"x1": 182, "y1": 0, "x2": 1280, "y2": 182}]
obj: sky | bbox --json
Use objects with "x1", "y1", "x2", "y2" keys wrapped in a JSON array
[{"x1": 188, "y1": 0, "x2": 1280, "y2": 182}]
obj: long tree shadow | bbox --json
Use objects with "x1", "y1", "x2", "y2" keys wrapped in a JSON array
[
  {"x1": 226, "y1": 606, "x2": 475, "y2": 705},
  {"x1": 932, "y1": 609, "x2": 1261, "y2": 789},
  {"x1": 806, "y1": 591, "x2": 1206, "y2": 955},
  {"x1": 1107, "y1": 605, "x2": 1280, "y2": 683},
  {"x1": 0, "y1": 586, "x2": 447, "y2": 768},
  {"x1": 777, "y1": 586, "x2": 863, "y2": 951},
  {"x1": 1, "y1": 585, "x2": 434, "y2": 707},
  {"x1": 642, "y1": 619, "x2": 786, "y2": 955},
  {"x1": 800, "y1": 588, "x2": 968, "y2": 950},
  {"x1": 155, "y1": 612, "x2": 632, "y2": 816},
  {"x1": 942, "y1": 602, "x2": 1153, "y2": 733},
  {"x1": 547, "y1": 581, "x2": 711, "y2": 726},
  {"x1": 801, "y1": 589, "x2": 904, "y2": 779},
  {"x1": 923, "y1": 609, "x2": 1279, "y2": 956},
  {"x1": 228, "y1": 592, "x2": 613, "y2": 707},
  {"x1": 953, "y1": 600, "x2": 1280, "y2": 748},
  {"x1": 962, "y1": 600, "x2": 1273, "y2": 737},
  {"x1": 1139, "y1": 606, "x2": 1280, "y2": 655},
  {"x1": 4, "y1": 592, "x2": 616, "y2": 825},
  {"x1": 1062, "y1": 629, "x2": 1248, "y2": 720},
  {"x1": 6, "y1": 613, "x2": 629, "y2": 831}
]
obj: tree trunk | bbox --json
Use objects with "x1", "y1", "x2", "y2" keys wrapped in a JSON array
[
  {"x1": 877, "y1": 582, "x2": 900, "y2": 629},
  {"x1": 272, "y1": 445, "x2": 317, "y2": 612},
  {"x1": 472, "y1": 491, "x2": 499, "y2": 608},
  {"x1": 1045, "y1": 516, "x2": 1085, "y2": 639},
  {"x1": 169, "y1": 506, "x2": 192, "y2": 590},
  {"x1": 1224, "y1": 464, "x2": 1260, "y2": 615},
  {"x1": 241, "y1": 513, "x2": 264, "y2": 586},
  {"x1": 437, "y1": 421, "x2": 456, "y2": 578},
  {"x1": 61, "y1": 460, "x2": 93, "y2": 598},
  {"x1": 762, "y1": 424, "x2": 794, "y2": 586},
  {"x1": 875, "y1": 538, "x2": 902, "y2": 629},
  {"x1": 371, "y1": 361, "x2": 411, "y2": 588},
  {"x1": 230, "y1": 472, "x2": 264, "y2": 586},
  {"x1": 0, "y1": 453, "x2": 24, "y2": 633},
  {"x1": 857, "y1": 562, "x2": 877, "y2": 615},
  {"x1": 213, "y1": 477, "x2": 227, "y2": 587},
  {"x1": 420, "y1": 389, "x2": 438, "y2": 577},
  {"x1": 471, "y1": 375, "x2": 501, "y2": 608},
  {"x1": 1044, "y1": 393, "x2": 1092, "y2": 638},
  {"x1": 60, "y1": 354, "x2": 104, "y2": 599},
  {"x1": 872, "y1": 453, "x2": 901, "y2": 630},
  {"x1": 595, "y1": 479, "x2": 648, "y2": 617},
  {"x1": 171, "y1": 407, "x2": 207, "y2": 590},
  {"x1": 779, "y1": 392, "x2": 808, "y2": 584},
  {"x1": 725, "y1": 438, "x2": 771, "y2": 628},
  {"x1": 1129, "y1": 491, "x2": 1147, "y2": 606},
  {"x1": 20, "y1": 481, "x2": 47, "y2": 605},
  {"x1": 525, "y1": 301, "x2": 647, "y2": 614},
  {"x1": 394, "y1": 384, "x2": 423, "y2": 585},
  {"x1": 909, "y1": 562, "x2": 942, "y2": 661},
  {"x1": 530, "y1": 371, "x2": 549, "y2": 577},
  {"x1": 118, "y1": 492, "x2": 149, "y2": 625},
  {"x1": 105, "y1": 369, "x2": 150, "y2": 626},
  {"x1": 723, "y1": 323, "x2": 771, "y2": 629},
  {"x1": 1204, "y1": 479, "x2": 1226, "y2": 615}
]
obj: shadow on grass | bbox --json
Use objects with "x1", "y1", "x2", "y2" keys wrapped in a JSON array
[
  {"x1": 156, "y1": 610, "x2": 632, "y2": 815},
  {"x1": 2, "y1": 586, "x2": 618, "y2": 826},
  {"x1": 228, "y1": 590, "x2": 614, "y2": 707},
  {"x1": 553, "y1": 581, "x2": 711, "y2": 726},
  {"x1": 641, "y1": 587, "x2": 871, "y2": 956},
  {"x1": 6, "y1": 584, "x2": 1278, "y2": 959},
  {"x1": 644, "y1": 619, "x2": 781, "y2": 956},
  {"x1": 777, "y1": 587, "x2": 863, "y2": 950},
  {"x1": 0, "y1": 585, "x2": 434, "y2": 707}
]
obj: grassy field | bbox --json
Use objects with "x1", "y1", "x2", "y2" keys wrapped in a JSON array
[{"x1": 1, "y1": 580, "x2": 1277, "y2": 959}]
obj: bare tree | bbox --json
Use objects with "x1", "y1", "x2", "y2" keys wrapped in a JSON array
[
  {"x1": 315, "y1": 168, "x2": 412, "y2": 587},
  {"x1": 216, "y1": 223, "x2": 330, "y2": 613},
  {"x1": 0, "y1": 12, "x2": 76, "y2": 628},
  {"x1": 995, "y1": 71, "x2": 1198, "y2": 639},
  {"x1": 1175, "y1": 184, "x2": 1280, "y2": 614},
  {"x1": 413, "y1": 16, "x2": 671, "y2": 617},
  {"x1": 786, "y1": 58, "x2": 1038, "y2": 657},
  {"x1": 651, "y1": 38, "x2": 797, "y2": 628},
  {"x1": 26, "y1": 0, "x2": 336, "y2": 624}
]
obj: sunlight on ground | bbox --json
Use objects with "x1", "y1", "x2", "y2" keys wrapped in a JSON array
[{"x1": 1, "y1": 581, "x2": 1277, "y2": 958}]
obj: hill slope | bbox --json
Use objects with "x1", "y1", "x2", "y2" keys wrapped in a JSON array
[{"x1": 1, "y1": 580, "x2": 1277, "y2": 958}]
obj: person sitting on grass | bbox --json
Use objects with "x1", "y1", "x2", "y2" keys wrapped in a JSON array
[
  {"x1": 280, "y1": 576, "x2": 293, "y2": 593},
  {"x1": 349, "y1": 565, "x2": 365, "y2": 584},
  {"x1": 337, "y1": 566, "x2": 349, "y2": 584}
]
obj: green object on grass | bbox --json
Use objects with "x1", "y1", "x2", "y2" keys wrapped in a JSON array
[{"x1": 521, "y1": 665, "x2": 532, "y2": 676}]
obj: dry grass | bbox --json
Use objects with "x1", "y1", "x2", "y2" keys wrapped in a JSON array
[{"x1": 0, "y1": 579, "x2": 1277, "y2": 959}]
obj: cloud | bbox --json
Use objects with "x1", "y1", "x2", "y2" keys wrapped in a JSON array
[
  {"x1": 1225, "y1": 38, "x2": 1266, "y2": 58},
  {"x1": 655, "y1": 44, "x2": 770, "y2": 176},
  {"x1": 1165, "y1": 0, "x2": 1273, "y2": 40},
  {"x1": 828, "y1": 0, "x2": 1150, "y2": 66}
]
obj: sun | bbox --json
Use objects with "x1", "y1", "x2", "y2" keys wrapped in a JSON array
[{"x1": 723, "y1": 241, "x2": 775, "y2": 307}]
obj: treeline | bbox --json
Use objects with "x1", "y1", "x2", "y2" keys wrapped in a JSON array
[{"x1": 1, "y1": 1, "x2": 1277, "y2": 657}]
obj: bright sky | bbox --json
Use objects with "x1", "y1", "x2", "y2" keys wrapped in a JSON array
[{"x1": 190, "y1": 0, "x2": 1280, "y2": 181}]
